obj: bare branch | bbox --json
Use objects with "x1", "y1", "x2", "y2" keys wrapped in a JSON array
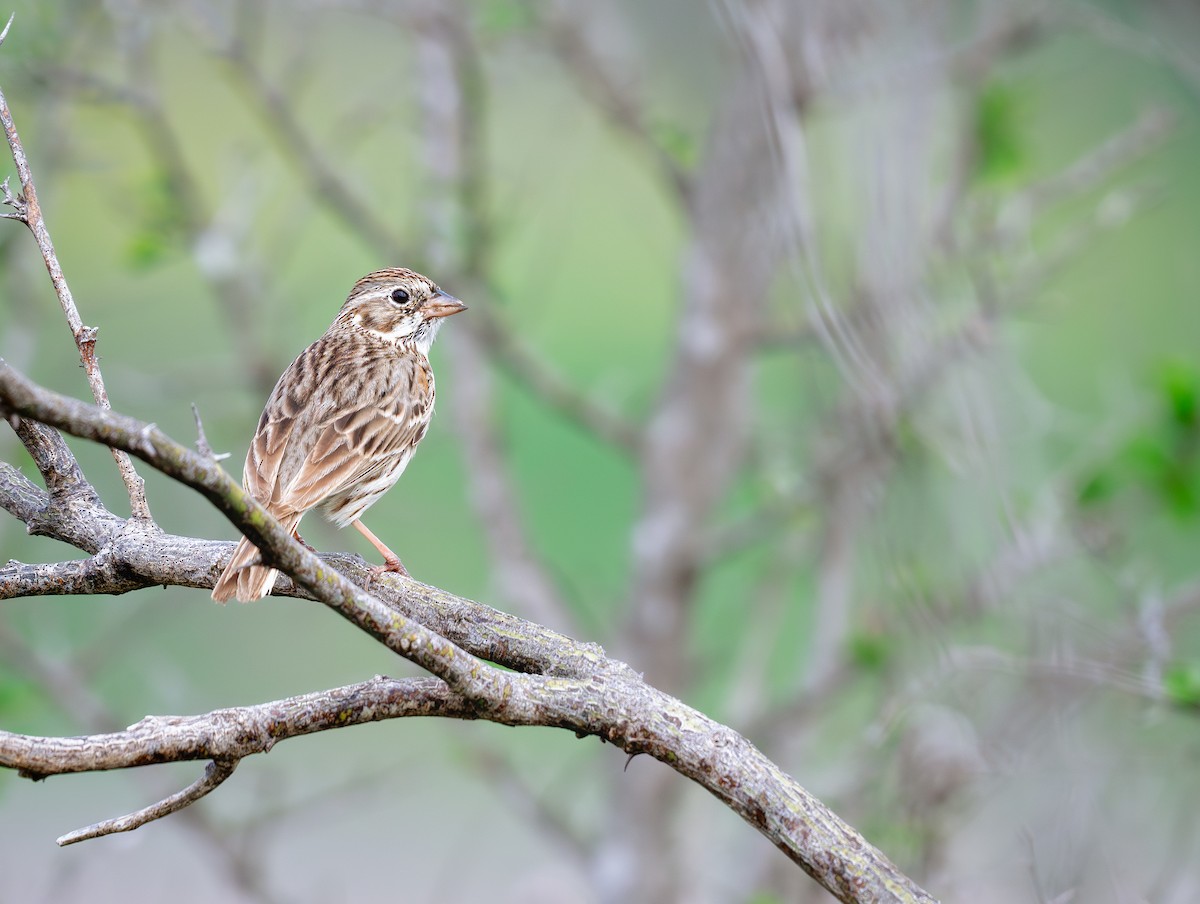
[
  {"x1": 58, "y1": 759, "x2": 240, "y2": 846},
  {"x1": 0, "y1": 460, "x2": 44, "y2": 523},
  {"x1": 410, "y1": 11, "x2": 577, "y2": 630},
  {"x1": 468, "y1": 302, "x2": 643, "y2": 452},
  {"x1": 0, "y1": 554, "x2": 146, "y2": 598},
  {"x1": 467, "y1": 746, "x2": 592, "y2": 868},
  {"x1": 0, "y1": 359, "x2": 511, "y2": 700},
  {"x1": 0, "y1": 656, "x2": 933, "y2": 902},
  {"x1": 1014, "y1": 107, "x2": 1173, "y2": 217},
  {"x1": 9, "y1": 415, "x2": 93, "y2": 501},
  {"x1": 0, "y1": 360, "x2": 935, "y2": 902},
  {"x1": 1, "y1": 677, "x2": 473, "y2": 778},
  {"x1": 0, "y1": 58, "x2": 151, "y2": 520}
]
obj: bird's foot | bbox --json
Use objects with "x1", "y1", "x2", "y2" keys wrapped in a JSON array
[{"x1": 369, "y1": 555, "x2": 410, "y2": 580}]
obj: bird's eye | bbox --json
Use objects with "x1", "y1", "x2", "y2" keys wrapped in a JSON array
[{"x1": 390, "y1": 288, "x2": 410, "y2": 304}]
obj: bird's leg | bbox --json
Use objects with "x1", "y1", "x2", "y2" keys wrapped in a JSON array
[
  {"x1": 351, "y1": 519, "x2": 410, "y2": 577},
  {"x1": 292, "y1": 528, "x2": 316, "y2": 552}
]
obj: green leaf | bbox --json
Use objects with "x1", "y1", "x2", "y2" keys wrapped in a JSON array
[
  {"x1": 1160, "y1": 360, "x2": 1200, "y2": 429},
  {"x1": 973, "y1": 83, "x2": 1024, "y2": 183},
  {"x1": 849, "y1": 630, "x2": 891, "y2": 671},
  {"x1": 1077, "y1": 470, "x2": 1116, "y2": 507},
  {"x1": 1164, "y1": 662, "x2": 1200, "y2": 709},
  {"x1": 1121, "y1": 433, "x2": 1171, "y2": 479}
]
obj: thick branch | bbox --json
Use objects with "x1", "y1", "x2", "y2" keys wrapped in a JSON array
[
  {"x1": 0, "y1": 360, "x2": 937, "y2": 903},
  {"x1": 0, "y1": 666, "x2": 934, "y2": 903},
  {"x1": 0, "y1": 359, "x2": 513, "y2": 703},
  {"x1": 1, "y1": 677, "x2": 474, "y2": 779}
]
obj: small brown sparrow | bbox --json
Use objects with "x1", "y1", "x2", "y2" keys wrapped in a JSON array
[{"x1": 211, "y1": 268, "x2": 466, "y2": 603}]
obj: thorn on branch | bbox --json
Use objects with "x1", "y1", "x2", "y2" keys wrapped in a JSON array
[
  {"x1": 136, "y1": 423, "x2": 159, "y2": 457},
  {"x1": 191, "y1": 402, "x2": 229, "y2": 461},
  {"x1": 0, "y1": 174, "x2": 27, "y2": 222},
  {"x1": 0, "y1": 13, "x2": 12, "y2": 49}
]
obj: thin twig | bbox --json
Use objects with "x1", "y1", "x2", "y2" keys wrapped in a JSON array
[
  {"x1": 220, "y1": 34, "x2": 399, "y2": 258},
  {"x1": 0, "y1": 20, "x2": 151, "y2": 520},
  {"x1": 468, "y1": 746, "x2": 592, "y2": 868},
  {"x1": 413, "y1": 11, "x2": 576, "y2": 629},
  {"x1": 1015, "y1": 107, "x2": 1173, "y2": 217},
  {"x1": 58, "y1": 759, "x2": 239, "y2": 846},
  {"x1": 541, "y1": 2, "x2": 693, "y2": 205}
]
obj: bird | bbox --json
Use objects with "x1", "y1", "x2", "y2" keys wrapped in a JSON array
[{"x1": 211, "y1": 267, "x2": 466, "y2": 603}]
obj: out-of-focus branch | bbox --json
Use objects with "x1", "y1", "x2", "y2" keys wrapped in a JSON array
[
  {"x1": 470, "y1": 302, "x2": 643, "y2": 452},
  {"x1": 468, "y1": 746, "x2": 592, "y2": 869},
  {"x1": 540, "y1": 1, "x2": 693, "y2": 204},
  {"x1": 220, "y1": 30, "x2": 399, "y2": 256},
  {"x1": 609, "y1": 0, "x2": 804, "y2": 896},
  {"x1": 1060, "y1": 2, "x2": 1200, "y2": 96},
  {"x1": 1010, "y1": 107, "x2": 1173, "y2": 219},
  {"x1": 0, "y1": 19, "x2": 150, "y2": 520},
  {"x1": 445, "y1": 324, "x2": 578, "y2": 627},
  {"x1": 216, "y1": 11, "x2": 642, "y2": 454},
  {"x1": 412, "y1": 5, "x2": 576, "y2": 630}
]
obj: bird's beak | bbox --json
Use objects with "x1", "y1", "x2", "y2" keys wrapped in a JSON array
[{"x1": 424, "y1": 291, "x2": 468, "y2": 320}]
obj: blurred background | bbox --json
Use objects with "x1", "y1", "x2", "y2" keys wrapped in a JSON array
[{"x1": 1, "y1": 0, "x2": 1199, "y2": 901}]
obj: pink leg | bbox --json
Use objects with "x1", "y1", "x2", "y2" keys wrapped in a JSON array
[
  {"x1": 293, "y1": 528, "x2": 316, "y2": 552},
  {"x1": 351, "y1": 519, "x2": 410, "y2": 577}
]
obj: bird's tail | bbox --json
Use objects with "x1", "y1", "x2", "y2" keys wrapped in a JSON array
[{"x1": 211, "y1": 514, "x2": 301, "y2": 603}]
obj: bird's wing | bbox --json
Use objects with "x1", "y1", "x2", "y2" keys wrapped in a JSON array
[{"x1": 243, "y1": 337, "x2": 432, "y2": 517}]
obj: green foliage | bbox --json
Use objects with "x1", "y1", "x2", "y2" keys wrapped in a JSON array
[
  {"x1": 1162, "y1": 360, "x2": 1199, "y2": 429},
  {"x1": 1077, "y1": 469, "x2": 1116, "y2": 506},
  {"x1": 1164, "y1": 662, "x2": 1200, "y2": 709},
  {"x1": 973, "y1": 82, "x2": 1025, "y2": 184},
  {"x1": 1077, "y1": 361, "x2": 1200, "y2": 518},
  {"x1": 848, "y1": 628, "x2": 891, "y2": 672}
]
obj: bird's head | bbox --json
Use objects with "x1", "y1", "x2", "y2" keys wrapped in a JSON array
[{"x1": 337, "y1": 267, "x2": 466, "y2": 354}]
